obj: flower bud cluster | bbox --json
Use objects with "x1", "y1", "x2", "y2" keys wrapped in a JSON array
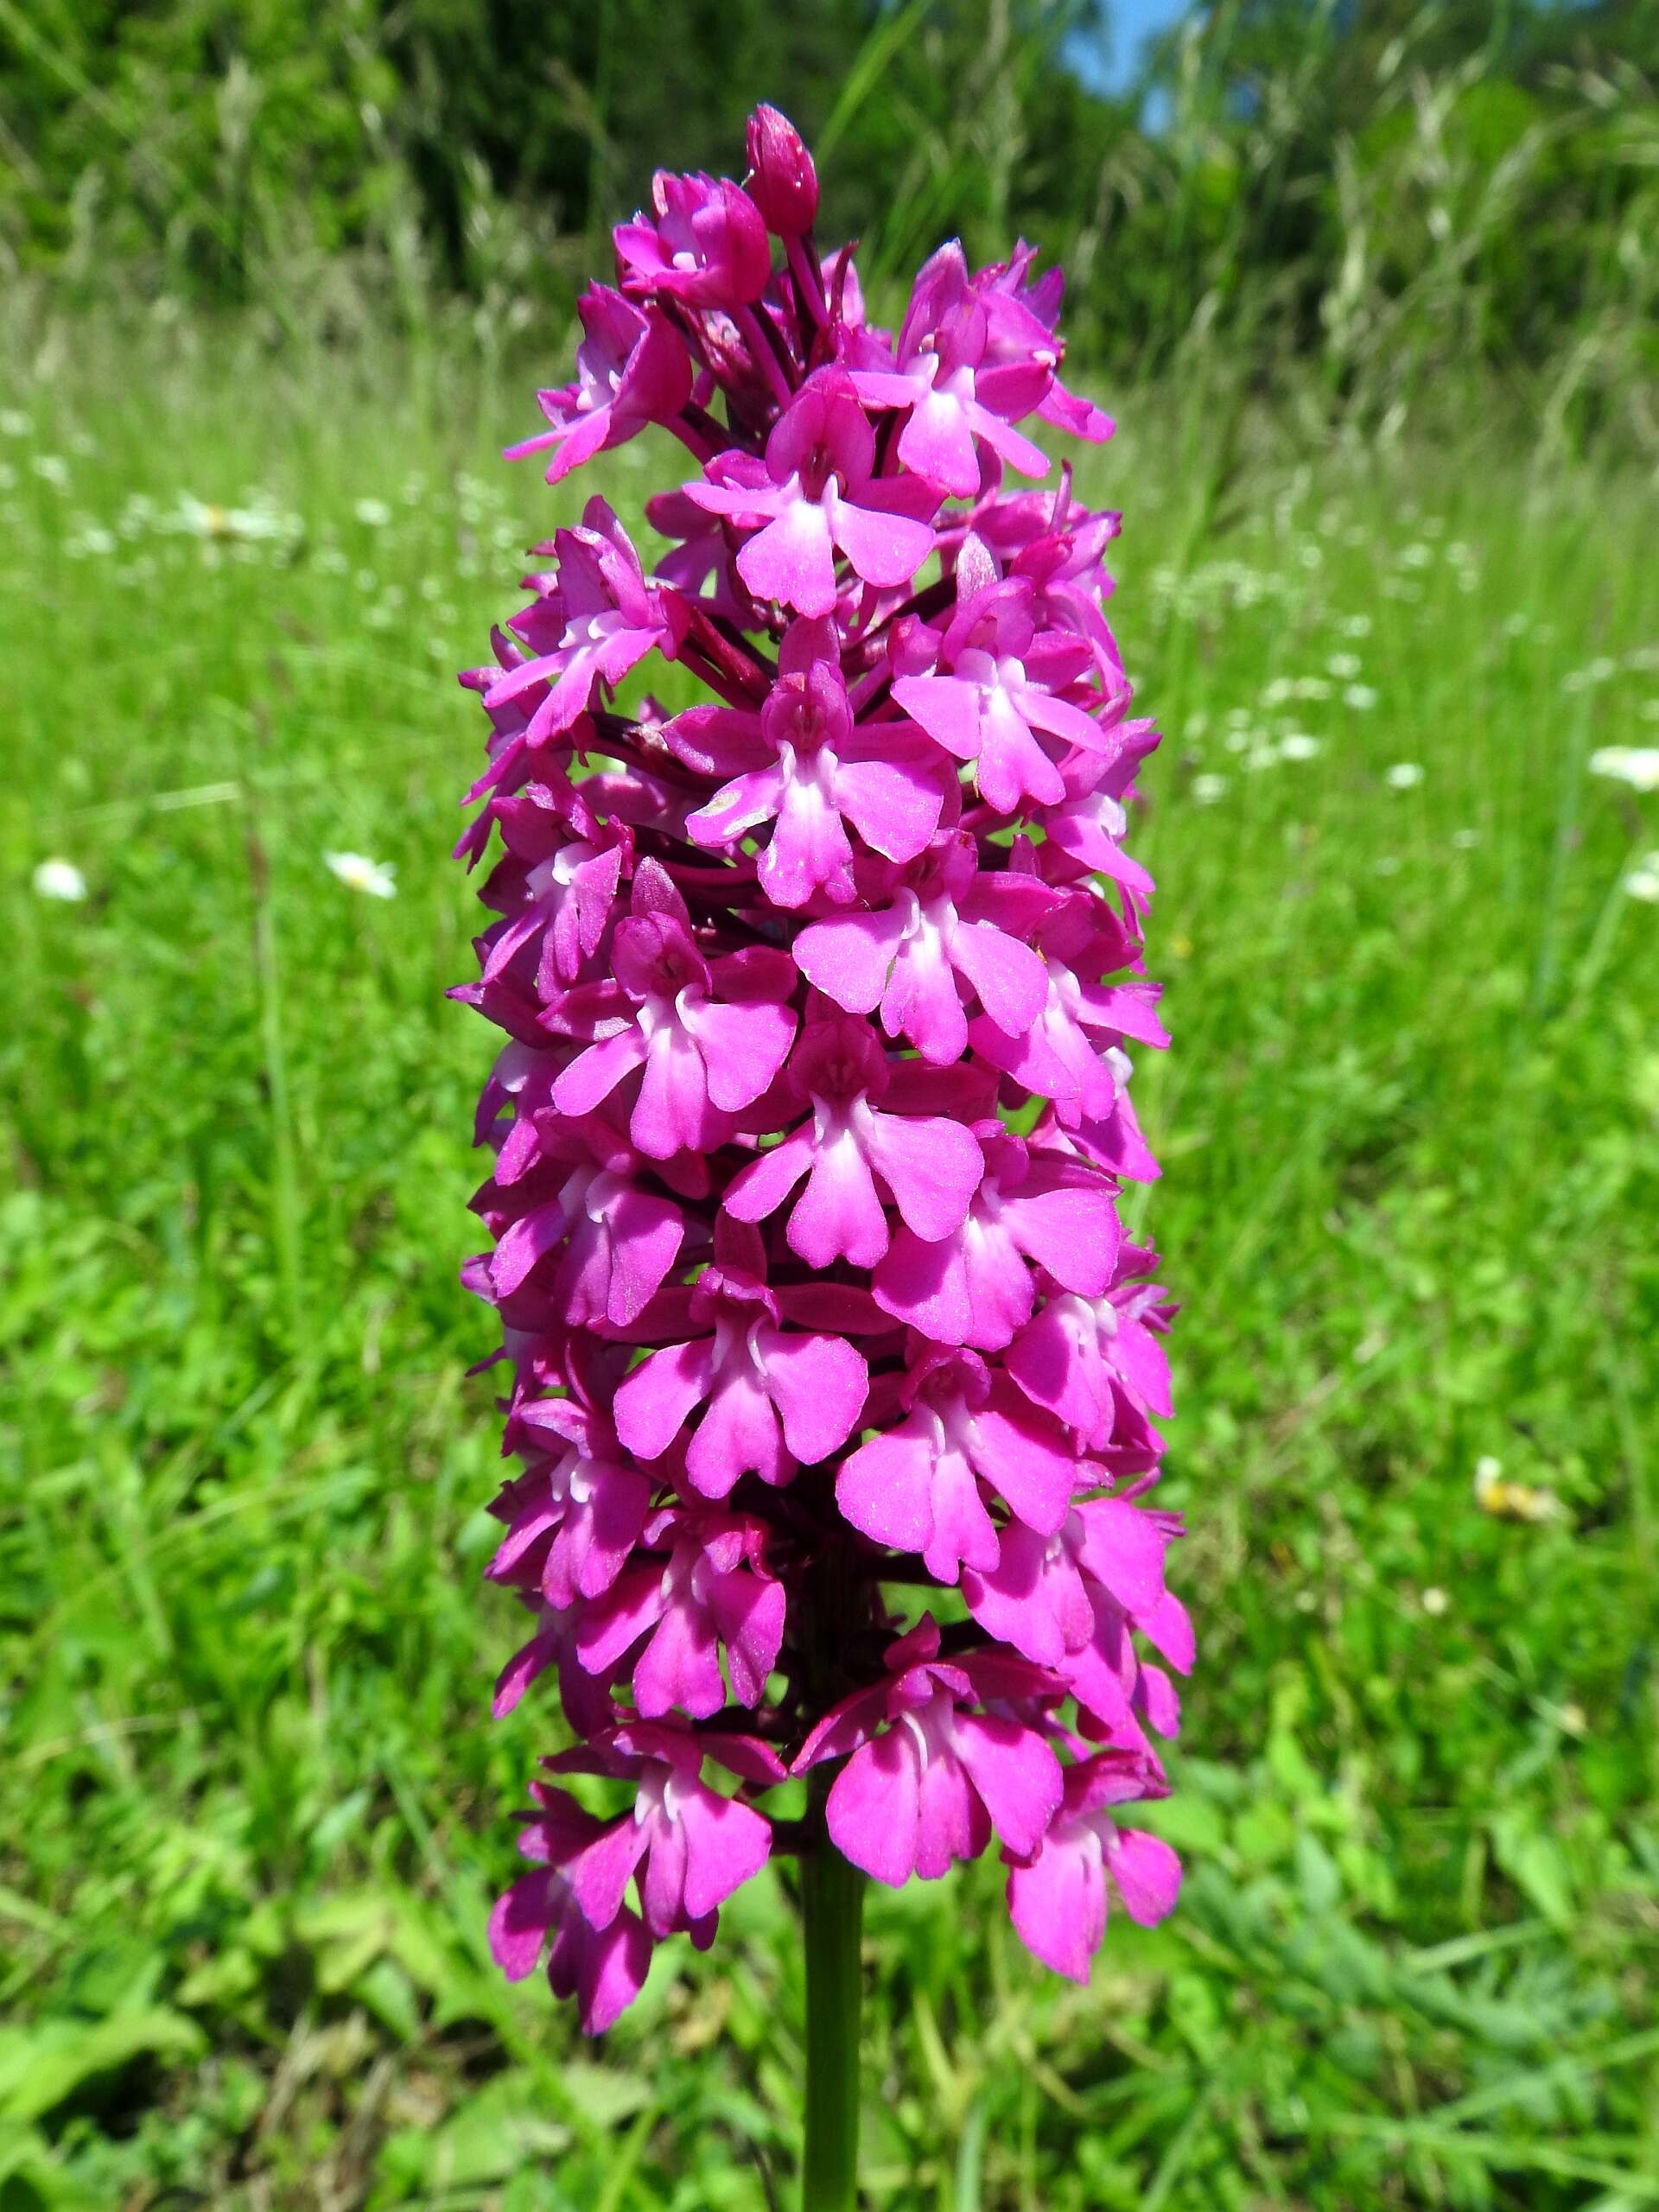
[{"x1": 457, "y1": 105, "x2": 1188, "y2": 2032}]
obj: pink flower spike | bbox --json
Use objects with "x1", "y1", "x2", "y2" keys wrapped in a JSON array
[{"x1": 457, "y1": 102, "x2": 1189, "y2": 2034}]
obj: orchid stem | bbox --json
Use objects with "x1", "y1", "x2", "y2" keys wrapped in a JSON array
[{"x1": 801, "y1": 1817, "x2": 864, "y2": 2212}]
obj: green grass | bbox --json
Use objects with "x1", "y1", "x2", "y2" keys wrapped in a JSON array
[{"x1": 1, "y1": 337, "x2": 1657, "y2": 2211}]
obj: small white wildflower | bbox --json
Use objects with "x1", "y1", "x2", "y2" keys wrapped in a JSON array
[
  {"x1": 1344, "y1": 683, "x2": 1380, "y2": 710},
  {"x1": 1399, "y1": 543, "x2": 1433, "y2": 569},
  {"x1": 1421, "y1": 1586, "x2": 1450, "y2": 1618},
  {"x1": 1385, "y1": 762, "x2": 1424, "y2": 790},
  {"x1": 1297, "y1": 542, "x2": 1322, "y2": 569},
  {"x1": 1243, "y1": 742, "x2": 1281, "y2": 772},
  {"x1": 32, "y1": 454, "x2": 70, "y2": 487},
  {"x1": 1341, "y1": 614, "x2": 1373, "y2": 639},
  {"x1": 1279, "y1": 734, "x2": 1321, "y2": 761},
  {"x1": 324, "y1": 851, "x2": 397, "y2": 899},
  {"x1": 1294, "y1": 677, "x2": 1333, "y2": 702},
  {"x1": 1326, "y1": 652, "x2": 1362, "y2": 679},
  {"x1": 354, "y1": 496, "x2": 393, "y2": 528},
  {"x1": 1452, "y1": 828, "x2": 1479, "y2": 850},
  {"x1": 33, "y1": 858, "x2": 89, "y2": 902},
  {"x1": 1590, "y1": 747, "x2": 1659, "y2": 792},
  {"x1": 1262, "y1": 677, "x2": 1295, "y2": 707},
  {"x1": 1191, "y1": 773, "x2": 1229, "y2": 804},
  {"x1": 1625, "y1": 857, "x2": 1659, "y2": 904},
  {"x1": 1503, "y1": 613, "x2": 1531, "y2": 638},
  {"x1": 0, "y1": 408, "x2": 29, "y2": 437}
]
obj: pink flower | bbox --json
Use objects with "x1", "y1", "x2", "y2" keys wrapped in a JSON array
[
  {"x1": 613, "y1": 1258, "x2": 869, "y2": 1497},
  {"x1": 872, "y1": 1125, "x2": 1122, "y2": 1351},
  {"x1": 1005, "y1": 1753, "x2": 1180, "y2": 1981},
  {"x1": 486, "y1": 499, "x2": 684, "y2": 748},
  {"x1": 686, "y1": 369, "x2": 938, "y2": 618},
  {"x1": 891, "y1": 541, "x2": 1119, "y2": 813},
  {"x1": 614, "y1": 171, "x2": 772, "y2": 308},
  {"x1": 550, "y1": 862, "x2": 798, "y2": 1160},
  {"x1": 724, "y1": 1013, "x2": 987, "y2": 1268},
  {"x1": 796, "y1": 1618, "x2": 1064, "y2": 1886},
  {"x1": 677, "y1": 619, "x2": 948, "y2": 907},
  {"x1": 575, "y1": 1508, "x2": 786, "y2": 1718},
  {"x1": 793, "y1": 831, "x2": 1052, "y2": 1065},
  {"x1": 456, "y1": 105, "x2": 1189, "y2": 2037},
  {"x1": 505, "y1": 287, "x2": 693, "y2": 486},
  {"x1": 848, "y1": 240, "x2": 1052, "y2": 496}
]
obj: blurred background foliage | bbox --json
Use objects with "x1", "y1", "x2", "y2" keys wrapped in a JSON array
[{"x1": 3, "y1": 0, "x2": 1657, "y2": 442}]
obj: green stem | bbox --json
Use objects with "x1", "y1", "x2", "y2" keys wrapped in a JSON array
[{"x1": 801, "y1": 1827, "x2": 864, "y2": 2212}]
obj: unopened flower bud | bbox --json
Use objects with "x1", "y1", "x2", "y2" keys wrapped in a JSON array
[{"x1": 746, "y1": 104, "x2": 818, "y2": 235}]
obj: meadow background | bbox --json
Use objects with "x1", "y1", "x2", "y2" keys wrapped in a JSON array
[{"x1": 3, "y1": 3, "x2": 1658, "y2": 2207}]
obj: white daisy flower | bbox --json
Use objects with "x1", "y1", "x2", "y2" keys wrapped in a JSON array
[
  {"x1": 33, "y1": 858, "x2": 89, "y2": 902},
  {"x1": 324, "y1": 851, "x2": 397, "y2": 899},
  {"x1": 1385, "y1": 763, "x2": 1424, "y2": 790}
]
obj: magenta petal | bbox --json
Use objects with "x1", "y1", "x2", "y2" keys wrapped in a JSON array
[
  {"x1": 952, "y1": 1713, "x2": 1063, "y2": 1859},
  {"x1": 614, "y1": 1338, "x2": 715, "y2": 1460},
  {"x1": 763, "y1": 1332, "x2": 868, "y2": 1463},
  {"x1": 828, "y1": 489, "x2": 935, "y2": 589},
  {"x1": 1106, "y1": 1827, "x2": 1182, "y2": 1925},
  {"x1": 836, "y1": 1427, "x2": 936, "y2": 1555},
  {"x1": 788, "y1": 1138, "x2": 887, "y2": 1268},
  {"x1": 1007, "y1": 1835, "x2": 1102, "y2": 1983},
  {"x1": 490, "y1": 1871, "x2": 556, "y2": 1981},
  {"x1": 892, "y1": 675, "x2": 983, "y2": 762},
  {"x1": 738, "y1": 496, "x2": 838, "y2": 616},
  {"x1": 827, "y1": 1731, "x2": 920, "y2": 1886},
  {"x1": 949, "y1": 923, "x2": 1047, "y2": 1037},
  {"x1": 677, "y1": 1785, "x2": 773, "y2": 1920},
  {"x1": 863, "y1": 1111, "x2": 982, "y2": 1242},
  {"x1": 723, "y1": 1130, "x2": 814, "y2": 1224},
  {"x1": 794, "y1": 907, "x2": 906, "y2": 1014}
]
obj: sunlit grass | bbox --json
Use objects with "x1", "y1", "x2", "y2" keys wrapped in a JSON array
[{"x1": 2, "y1": 340, "x2": 1656, "y2": 2210}]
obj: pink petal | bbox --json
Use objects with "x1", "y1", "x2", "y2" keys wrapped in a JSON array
[
  {"x1": 1105, "y1": 1827, "x2": 1182, "y2": 1925},
  {"x1": 952, "y1": 1713, "x2": 1062, "y2": 1859},
  {"x1": 828, "y1": 489, "x2": 935, "y2": 589},
  {"x1": 794, "y1": 906, "x2": 906, "y2": 1014},
  {"x1": 862, "y1": 1112, "x2": 983, "y2": 1242},
  {"x1": 737, "y1": 495, "x2": 838, "y2": 616},
  {"x1": 891, "y1": 674, "x2": 983, "y2": 763},
  {"x1": 723, "y1": 1129, "x2": 815, "y2": 1224},
  {"x1": 763, "y1": 1332, "x2": 868, "y2": 1464},
  {"x1": 677, "y1": 1784, "x2": 774, "y2": 1921},
  {"x1": 1007, "y1": 1833, "x2": 1102, "y2": 1982},
  {"x1": 553, "y1": 1027, "x2": 648, "y2": 1119},
  {"x1": 836, "y1": 1426, "x2": 938, "y2": 1555},
  {"x1": 826, "y1": 1730, "x2": 919, "y2": 1886},
  {"x1": 614, "y1": 1338, "x2": 715, "y2": 1460},
  {"x1": 949, "y1": 922, "x2": 1047, "y2": 1037},
  {"x1": 690, "y1": 998, "x2": 798, "y2": 1112},
  {"x1": 788, "y1": 1137, "x2": 887, "y2": 1268}
]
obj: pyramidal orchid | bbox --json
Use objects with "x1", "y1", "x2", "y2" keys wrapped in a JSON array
[{"x1": 455, "y1": 101, "x2": 1187, "y2": 2203}]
